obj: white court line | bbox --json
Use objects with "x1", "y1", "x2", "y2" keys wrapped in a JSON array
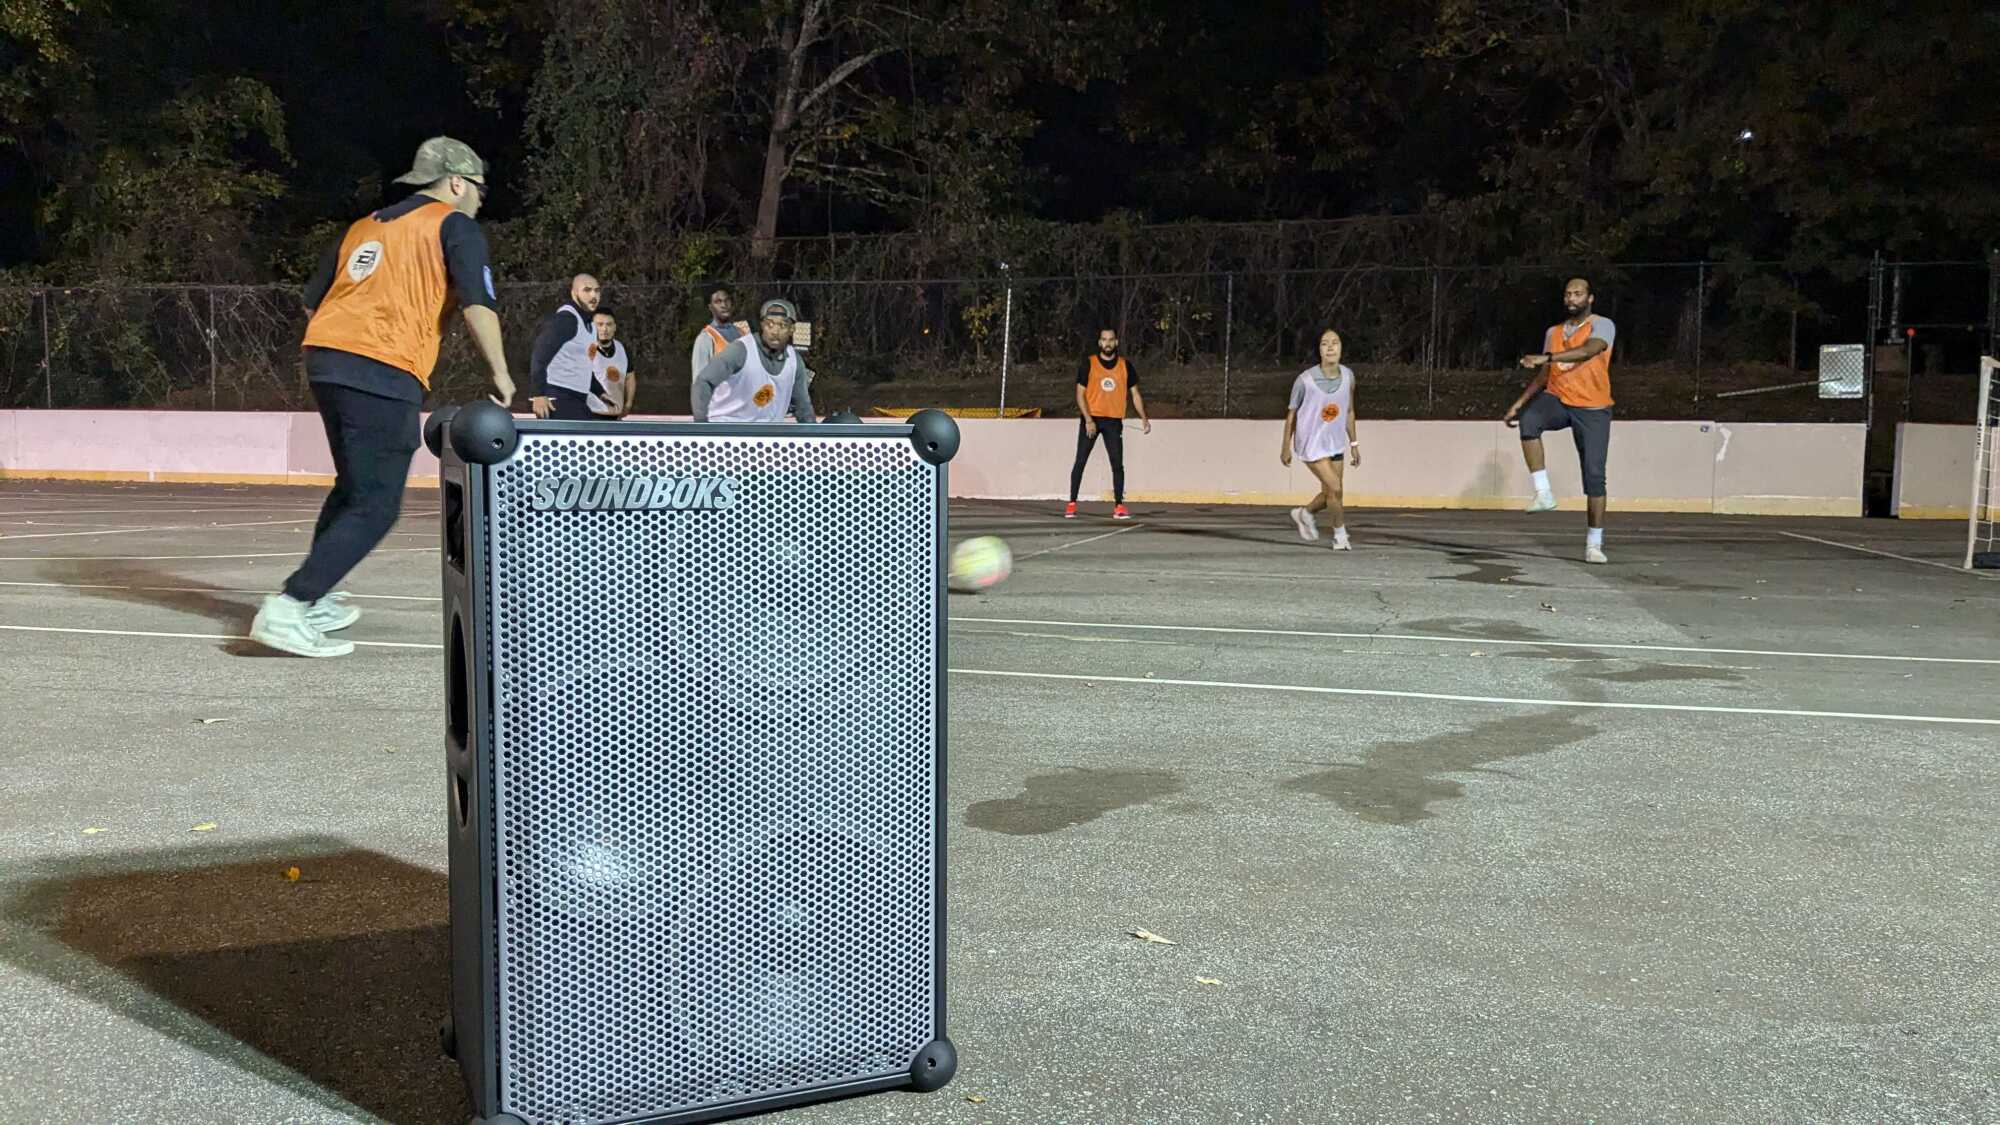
[
  {"x1": 0, "y1": 517, "x2": 322, "y2": 542},
  {"x1": 0, "y1": 548, "x2": 437, "y2": 562},
  {"x1": 3, "y1": 577, "x2": 1980, "y2": 666},
  {"x1": 953, "y1": 616, "x2": 2000, "y2": 666},
  {"x1": 1014, "y1": 524, "x2": 1145, "y2": 561},
  {"x1": 954, "y1": 668, "x2": 2000, "y2": 728},
  {"x1": 0, "y1": 580, "x2": 439, "y2": 602},
  {"x1": 0, "y1": 507, "x2": 329, "y2": 517},
  {"x1": 0, "y1": 624, "x2": 437, "y2": 650},
  {"x1": 7, "y1": 622, "x2": 1987, "y2": 726},
  {"x1": 1776, "y1": 530, "x2": 1999, "y2": 580}
]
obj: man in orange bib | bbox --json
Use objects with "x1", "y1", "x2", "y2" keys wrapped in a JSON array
[
  {"x1": 250, "y1": 136, "x2": 515, "y2": 657},
  {"x1": 1065, "y1": 327, "x2": 1152, "y2": 519},
  {"x1": 1504, "y1": 277, "x2": 1615, "y2": 564}
]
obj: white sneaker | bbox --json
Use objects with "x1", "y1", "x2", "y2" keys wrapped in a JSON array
[
  {"x1": 307, "y1": 592, "x2": 361, "y2": 633},
  {"x1": 1584, "y1": 545, "x2": 1608, "y2": 564},
  {"x1": 1290, "y1": 507, "x2": 1319, "y2": 541},
  {"x1": 1331, "y1": 531, "x2": 1352, "y2": 551},
  {"x1": 1526, "y1": 491, "x2": 1558, "y2": 513},
  {"x1": 250, "y1": 594, "x2": 354, "y2": 657}
]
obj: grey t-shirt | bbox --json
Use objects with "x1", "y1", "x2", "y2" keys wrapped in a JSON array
[{"x1": 691, "y1": 338, "x2": 817, "y2": 422}]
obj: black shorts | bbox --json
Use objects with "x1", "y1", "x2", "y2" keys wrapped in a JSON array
[{"x1": 1518, "y1": 392, "x2": 1612, "y2": 497}]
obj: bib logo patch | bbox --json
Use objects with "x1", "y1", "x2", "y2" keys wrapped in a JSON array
[
  {"x1": 344, "y1": 241, "x2": 384, "y2": 283},
  {"x1": 753, "y1": 383, "x2": 776, "y2": 407},
  {"x1": 1099, "y1": 376, "x2": 1116, "y2": 393},
  {"x1": 1320, "y1": 403, "x2": 1341, "y2": 423},
  {"x1": 605, "y1": 366, "x2": 622, "y2": 383}
]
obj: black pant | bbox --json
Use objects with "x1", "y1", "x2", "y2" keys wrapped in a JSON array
[
  {"x1": 543, "y1": 387, "x2": 594, "y2": 420},
  {"x1": 283, "y1": 381, "x2": 420, "y2": 604},
  {"x1": 1518, "y1": 391, "x2": 1612, "y2": 498},
  {"x1": 1069, "y1": 416, "x2": 1125, "y2": 503}
]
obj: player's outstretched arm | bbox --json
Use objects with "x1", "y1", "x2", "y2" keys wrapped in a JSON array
[
  {"x1": 1504, "y1": 369, "x2": 1548, "y2": 427},
  {"x1": 790, "y1": 368, "x2": 817, "y2": 424},
  {"x1": 461, "y1": 305, "x2": 515, "y2": 406}
]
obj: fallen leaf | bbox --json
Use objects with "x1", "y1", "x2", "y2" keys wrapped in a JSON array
[
  {"x1": 284, "y1": 866, "x2": 301, "y2": 882},
  {"x1": 965, "y1": 1095, "x2": 987, "y2": 1105},
  {"x1": 1195, "y1": 977, "x2": 1224, "y2": 986},
  {"x1": 191, "y1": 823, "x2": 217, "y2": 832},
  {"x1": 196, "y1": 717, "x2": 232, "y2": 726},
  {"x1": 82, "y1": 827, "x2": 106, "y2": 835},
  {"x1": 1131, "y1": 928, "x2": 1178, "y2": 946},
  {"x1": 1468, "y1": 651, "x2": 1485, "y2": 657},
  {"x1": 1539, "y1": 603, "x2": 1557, "y2": 613}
]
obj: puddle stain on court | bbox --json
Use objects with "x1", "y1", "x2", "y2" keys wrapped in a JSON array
[
  {"x1": 966, "y1": 768, "x2": 1187, "y2": 835},
  {"x1": 1396, "y1": 617, "x2": 1554, "y2": 643},
  {"x1": 1576, "y1": 662, "x2": 1745, "y2": 684},
  {"x1": 1282, "y1": 713, "x2": 1596, "y2": 826},
  {"x1": 1429, "y1": 549, "x2": 1546, "y2": 587}
]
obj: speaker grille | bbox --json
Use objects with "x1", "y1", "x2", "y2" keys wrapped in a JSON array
[{"x1": 486, "y1": 431, "x2": 940, "y2": 1123}]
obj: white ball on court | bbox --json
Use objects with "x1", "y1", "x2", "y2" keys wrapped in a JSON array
[{"x1": 949, "y1": 536, "x2": 1012, "y2": 593}]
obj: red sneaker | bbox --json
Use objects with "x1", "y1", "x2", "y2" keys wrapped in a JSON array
[
  {"x1": 1064, "y1": 502, "x2": 1078, "y2": 519},
  {"x1": 1112, "y1": 504, "x2": 1131, "y2": 520}
]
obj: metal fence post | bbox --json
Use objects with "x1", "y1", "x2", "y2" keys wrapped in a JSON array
[
  {"x1": 208, "y1": 287, "x2": 218, "y2": 409},
  {"x1": 1988, "y1": 246, "x2": 1998, "y2": 359},
  {"x1": 41, "y1": 289, "x2": 52, "y2": 409},
  {"x1": 1694, "y1": 263, "x2": 1705, "y2": 403},
  {"x1": 1428, "y1": 269, "x2": 1440, "y2": 412},
  {"x1": 1222, "y1": 272, "x2": 1233, "y2": 418},
  {"x1": 997, "y1": 264, "x2": 1013, "y2": 417}
]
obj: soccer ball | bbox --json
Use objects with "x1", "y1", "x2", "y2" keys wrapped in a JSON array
[{"x1": 949, "y1": 536, "x2": 1012, "y2": 593}]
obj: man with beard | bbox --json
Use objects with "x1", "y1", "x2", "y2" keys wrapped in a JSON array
[
  {"x1": 1503, "y1": 277, "x2": 1616, "y2": 563},
  {"x1": 1065, "y1": 327, "x2": 1152, "y2": 520},
  {"x1": 528, "y1": 273, "x2": 601, "y2": 420},
  {"x1": 689, "y1": 284, "x2": 751, "y2": 381},
  {"x1": 691, "y1": 297, "x2": 818, "y2": 424},
  {"x1": 586, "y1": 307, "x2": 635, "y2": 418}
]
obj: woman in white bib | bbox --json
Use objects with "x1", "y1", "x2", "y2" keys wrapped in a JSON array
[{"x1": 1279, "y1": 329, "x2": 1360, "y2": 549}]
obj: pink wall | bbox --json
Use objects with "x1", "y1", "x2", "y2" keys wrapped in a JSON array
[
  {"x1": 1893, "y1": 423, "x2": 1987, "y2": 519},
  {"x1": 0, "y1": 410, "x2": 1867, "y2": 515}
]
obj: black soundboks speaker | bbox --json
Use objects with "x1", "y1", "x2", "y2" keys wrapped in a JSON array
[{"x1": 427, "y1": 403, "x2": 961, "y2": 1125}]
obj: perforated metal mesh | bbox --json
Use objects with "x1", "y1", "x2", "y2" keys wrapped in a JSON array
[{"x1": 486, "y1": 429, "x2": 940, "y2": 1124}]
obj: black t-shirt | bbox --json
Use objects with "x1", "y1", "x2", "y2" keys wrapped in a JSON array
[{"x1": 301, "y1": 194, "x2": 497, "y2": 404}]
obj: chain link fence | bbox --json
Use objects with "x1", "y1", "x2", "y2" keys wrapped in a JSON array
[{"x1": 3, "y1": 258, "x2": 1991, "y2": 421}]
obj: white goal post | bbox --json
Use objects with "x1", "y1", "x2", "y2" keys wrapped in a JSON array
[{"x1": 1968, "y1": 356, "x2": 1999, "y2": 570}]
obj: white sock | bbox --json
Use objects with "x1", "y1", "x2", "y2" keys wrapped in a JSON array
[
  {"x1": 1531, "y1": 470, "x2": 1551, "y2": 494},
  {"x1": 1587, "y1": 527, "x2": 1604, "y2": 549},
  {"x1": 1334, "y1": 525, "x2": 1348, "y2": 537}
]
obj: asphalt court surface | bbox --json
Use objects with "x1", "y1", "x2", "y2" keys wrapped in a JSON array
[{"x1": 1, "y1": 480, "x2": 1994, "y2": 1123}]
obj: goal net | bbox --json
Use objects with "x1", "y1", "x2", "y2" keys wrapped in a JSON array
[{"x1": 1969, "y1": 356, "x2": 2000, "y2": 569}]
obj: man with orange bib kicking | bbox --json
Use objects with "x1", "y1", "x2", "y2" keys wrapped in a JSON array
[
  {"x1": 251, "y1": 136, "x2": 514, "y2": 657},
  {"x1": 1065, "y1": 327, "x2": 1152, "y2": 519},
  {"x1": 1504, "y1": 277, "x2": 1615, "y2": 564}
]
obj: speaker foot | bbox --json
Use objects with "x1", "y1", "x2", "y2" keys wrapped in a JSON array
[
  {"x1": 469, "y1": 1115, "x2": 528, "y2": 1125},
  {"x1": 907, "y1": 1036, "x2": 957, "y2": 1092}
]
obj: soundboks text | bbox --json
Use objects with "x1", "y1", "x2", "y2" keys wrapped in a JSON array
[{"x1": 530, "y1": 475, "x2": 740, "y2": 512}]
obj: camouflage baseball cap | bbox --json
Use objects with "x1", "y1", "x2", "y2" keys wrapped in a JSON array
[{"x1": 393, "y1": 136, "x2": 487, "y2": 185}]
